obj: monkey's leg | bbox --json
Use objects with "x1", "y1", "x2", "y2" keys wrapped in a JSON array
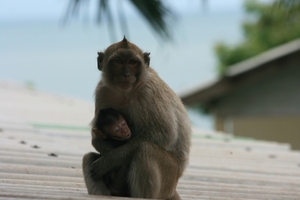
[
  {"x1": 167, "y1": 190, "x2": 181, "y2": 200},
  {"x1": 82, "y1": 152, "x2": 111, "y2": 195},
  {"x1": 128, "y1": 142, "x2": 181, "y2": 200},
  {"x1": 107, "y1": 166, "x2": 130, "y2": 197}
]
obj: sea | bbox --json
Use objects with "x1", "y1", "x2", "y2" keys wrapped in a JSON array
[{"x1": 0, "y1": 11, "x2": 244, "y2": 130}]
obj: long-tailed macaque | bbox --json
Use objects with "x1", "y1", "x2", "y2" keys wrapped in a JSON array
[
  {"x1": 82, "y1": 37, "x2": 191, "y2": 200},
  {"x1": 91, "y1": 107, "x2": 131, "y2": 197}
]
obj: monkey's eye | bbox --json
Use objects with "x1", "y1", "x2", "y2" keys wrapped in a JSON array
[
  {"x1": 120, "y1": 120, "x2": 126, "y2": 126},
  {"x1": 116, "y1": 60, "x2": 124, "y2": 64},
  {"x1": 114, "y1": 127, "x2": 120, "y2": 132},
  {"x1": 129, "y1": 60, "x2": 137, "y2": 65}
]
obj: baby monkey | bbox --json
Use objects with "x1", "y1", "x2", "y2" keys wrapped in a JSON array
[
  {"x1": 92, "y1": 107, "x2": 131, "y2": 196},
  {"x1": 93, "y1": 107, "x2": 131, "y2": 142}
]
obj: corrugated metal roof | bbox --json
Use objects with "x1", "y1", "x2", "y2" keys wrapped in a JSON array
[{"x1": 1, "y1": 80, "x2": 300, "y2": 199}]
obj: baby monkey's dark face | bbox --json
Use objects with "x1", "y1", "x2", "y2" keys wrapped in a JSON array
[{"x1": 105, "y1": 116, "x2": 131, "y2": 141}]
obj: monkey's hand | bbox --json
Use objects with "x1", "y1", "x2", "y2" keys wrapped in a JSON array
[
  {"x1": 90, "y1": 146, "x2": 123, "y2": 179},
  {"x1": 91, "y1": 136, "x2": 143, "y2": 180},
  {"x1": 90, "y1": 156, "x2": 111, "y2": 180}
]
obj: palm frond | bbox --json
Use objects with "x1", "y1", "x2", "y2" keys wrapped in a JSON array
[
  {"x1": 63, "y1": 0, "x2": 176, "y2": 42},
  {"x1": 129, "y1": 0, "x2": 177, "y2": 40}
]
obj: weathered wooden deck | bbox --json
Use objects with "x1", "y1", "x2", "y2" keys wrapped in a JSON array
[{"x1": 1, "y1": 80, "x2": 300, "y2": 200}]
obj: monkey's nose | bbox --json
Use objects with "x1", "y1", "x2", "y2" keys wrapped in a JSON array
[
  {"x1": 122, "y1": 68, "x2": 130, "y2": 77},
  {"x1": 126, "y1": 132, "x2": 131, "y2": 137},
  {"x1": 123, "y1": 73, "x2": 130, "y2": 77}
]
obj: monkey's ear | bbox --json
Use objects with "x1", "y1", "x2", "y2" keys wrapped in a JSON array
[
  {"x1": 92, "y1": 128, "x2": 107, "y2": 139},
  {"x1": 143, "y1": 52, "x2": 150, "y2": 67},
  {"x1": 97, "y1": 52, "x2": 104, "y2": 71}
]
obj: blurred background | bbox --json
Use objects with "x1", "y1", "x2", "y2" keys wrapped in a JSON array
[{"x1": 1, "y1": 0, "x2": 299, "y2": 149}]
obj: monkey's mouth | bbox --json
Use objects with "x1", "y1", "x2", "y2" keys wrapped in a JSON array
[
  {"x1": 118, "y1": 76, "x2": 136, "y2": 83},
  {"x1": 117, "y1": 81, "x2": 134, "y2": 91},
  {"x1": 124, "y1": 129, "x2": 131, "y2": 139},
  {"x1": 119, "y1": 81, "x2": 131, "y2": 84},
  {"x1": 118, "y1": 79, "x2": 135, "y2": 84}
]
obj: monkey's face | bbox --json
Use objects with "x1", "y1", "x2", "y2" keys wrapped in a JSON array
[
  {"x1": 105, "y1": 116, "x2": 131, "y2": 141},
  {"x1": 107, "y1": 50, "x2": 142, "y2": 91},
  {"x1": 97, "y1": 37, "x2": 150, "y2": 92}
]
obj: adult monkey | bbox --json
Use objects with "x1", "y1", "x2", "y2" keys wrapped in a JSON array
[{"x1": 82, "y1": 37, "x2": 191, "y2": 200}]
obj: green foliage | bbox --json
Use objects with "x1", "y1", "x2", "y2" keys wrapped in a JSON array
[{"x1": 215, "y1": 0, "x2": 300, "y2": 75}]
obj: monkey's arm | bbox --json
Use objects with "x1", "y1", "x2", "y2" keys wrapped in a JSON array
[
  {"x1": 92, "y1": 137, "x2": 116, "y2": 155},
  {"x1": 90, "y1": 135, "x2": 147, "y2": 179}
]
